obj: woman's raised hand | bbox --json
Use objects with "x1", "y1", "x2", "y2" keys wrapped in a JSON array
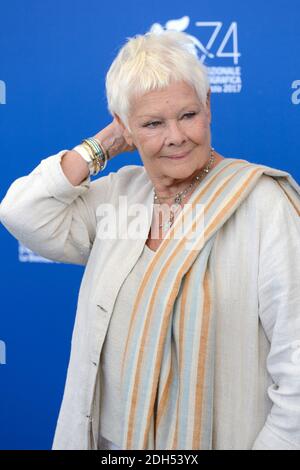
[
  {"x1": 92, "y1": 117, "x2": 137, "y2": 159},
  {"x1": 61, "y1": 117, "x2": 136, "y2": 186}
]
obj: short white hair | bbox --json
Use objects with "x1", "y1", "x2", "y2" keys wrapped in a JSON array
[{"x1": 105, "y1": 30, "x2": 210, "y2": 131}]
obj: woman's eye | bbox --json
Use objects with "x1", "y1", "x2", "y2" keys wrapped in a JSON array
[
  {"x1": 144, "y1": 121, "x2": 161, "y2": 128},
  {"x1": 144, "y1": 112, "x2": 196, "y2": 128},
  {"x1": 183, "y1": 112, "x2": 196, "y2": 119}
]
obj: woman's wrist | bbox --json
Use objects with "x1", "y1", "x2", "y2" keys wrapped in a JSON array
[
  {"x1": 94, "y1": 129, "x2": 120, "y2": 159},
  {"x1": 72, "y1": 134, "x2": 110, "y2": 177},
  {"x1": 93, "y1": 118, "x2": 136, "y2": 158},
  {"x1": 63, "y1": 118, "x2": 132, "y2": 185}
]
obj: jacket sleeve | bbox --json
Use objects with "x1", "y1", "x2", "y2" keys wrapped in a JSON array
[
  {"x1": 252, "y1": 178, "x2": 300, "y2": 450},
  {"x1": 0, "y1": 149, "x2": 114, "y2": 266}
]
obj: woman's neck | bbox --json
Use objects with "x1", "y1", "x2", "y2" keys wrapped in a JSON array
[{"x1": 152, "y1": 152, "x2": 225, "y2": 205}]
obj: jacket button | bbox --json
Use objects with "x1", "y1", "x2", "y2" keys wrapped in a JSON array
[{"x1": 92, "y1": 361, "x2": 97, "y2": 366}]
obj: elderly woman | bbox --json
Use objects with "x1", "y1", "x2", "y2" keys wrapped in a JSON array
[{"x1": 1, "y1": 30, "x2": 300, "y2": 451}]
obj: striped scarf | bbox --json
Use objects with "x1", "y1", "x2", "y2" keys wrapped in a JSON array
[{"x1": 120, "y1": 158, "x2": 300, "y2": 450}]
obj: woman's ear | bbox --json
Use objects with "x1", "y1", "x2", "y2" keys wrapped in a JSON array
[{"x1": 114, "y1": 113, "x2": 134, "y2": 147}]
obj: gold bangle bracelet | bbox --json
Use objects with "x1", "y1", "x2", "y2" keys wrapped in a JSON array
[
  {"x1": 80, "y1": 141, "x2": 94, "y2": 160},
  {"x1": 82, "y1": 139, "x2": 98, "y2": 158},
  {"x1": 81, "y1": 138, "x2": 108, "y2": 175},
  {"x1": 83, "y1": 138, "x2": 107, "y2": 172},
  {"x1": 94, "y1": 138, "x2": 110, "y2": 161},
  {"x1": 84, "y1": 138, "x2": 101, "y2": 157}
]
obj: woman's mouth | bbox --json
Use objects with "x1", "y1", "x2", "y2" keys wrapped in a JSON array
[{"x1": 162, "y1": 150, "x2": 191, "y2": 160}]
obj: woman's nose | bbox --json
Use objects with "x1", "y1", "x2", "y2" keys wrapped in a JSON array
[{"x1": 164, "y1": 120, "x2": 187, "y2": 146}]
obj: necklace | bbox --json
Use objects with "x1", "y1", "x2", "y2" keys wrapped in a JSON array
[{"x1": 153, "y1": 147, "x2": 215, "y2": 231}]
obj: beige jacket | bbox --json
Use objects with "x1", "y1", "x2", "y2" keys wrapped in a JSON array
[{"x1": 0, "y1": 149, "x2": 300, "y2": 450}]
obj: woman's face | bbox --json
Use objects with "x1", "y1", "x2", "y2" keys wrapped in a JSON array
[{"x1": 118, "y1": 80, "x2": 212, "y2": 189}]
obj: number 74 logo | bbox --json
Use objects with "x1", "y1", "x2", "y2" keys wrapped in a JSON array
[
  {"x1": 195, "y1": 21, "x2": 241, "y2": 65},
  {"x1": 150, "y1": 18, "x2": 241, "y2": 65}
]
